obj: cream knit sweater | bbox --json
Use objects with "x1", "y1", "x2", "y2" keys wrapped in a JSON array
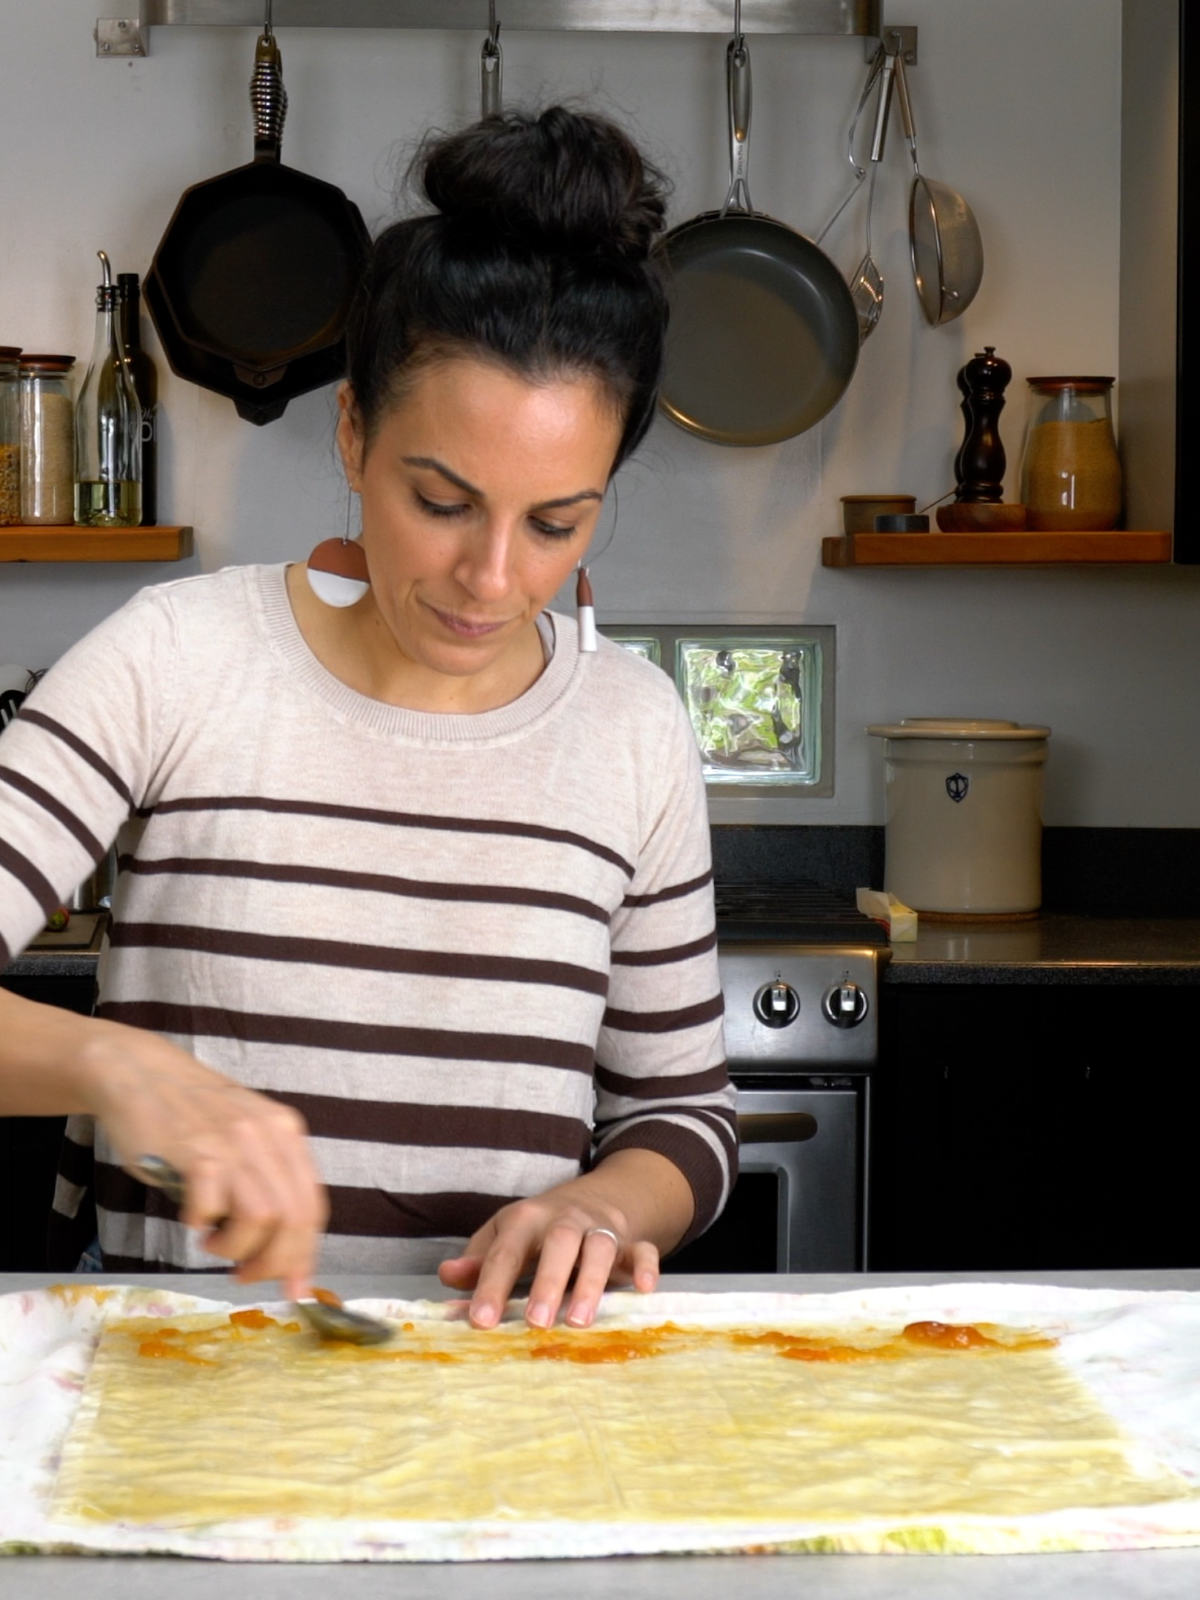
[{"x1": 0, "y1": 565, "x2": 734, "y2": 1274}]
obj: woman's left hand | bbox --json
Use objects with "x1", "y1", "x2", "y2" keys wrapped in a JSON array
[{"x1": 437, "y1": 1150, "x2": 693, "y2": 1330}]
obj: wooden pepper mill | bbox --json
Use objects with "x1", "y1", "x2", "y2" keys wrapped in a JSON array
[{"x1": 937, "y1": 345, "x2": 1027, "y2": 530}]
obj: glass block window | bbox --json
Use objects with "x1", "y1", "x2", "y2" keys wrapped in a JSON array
[
  {"x1": 603, "y1": 632, "x2": 662, "y2": 666},
  {"x1": 676, "y1": 637, "x2": 820, "y2": 784},
  {"x1": 598, "y1": 625, "x2": 833, "y2": 794}
]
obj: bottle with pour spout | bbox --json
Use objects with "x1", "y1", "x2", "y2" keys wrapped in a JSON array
[{"x1": 74, "y1": 250, "x2": 141, "y2": 527}]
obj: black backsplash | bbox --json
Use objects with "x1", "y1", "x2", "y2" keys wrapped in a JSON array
[{"x1": 711, "y1": 826, "x2": 1200, "y2": 918}]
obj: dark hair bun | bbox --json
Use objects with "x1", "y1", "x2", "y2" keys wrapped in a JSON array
[{"x1": 420, "y1": 106, "x2": 668, "y2": 262}]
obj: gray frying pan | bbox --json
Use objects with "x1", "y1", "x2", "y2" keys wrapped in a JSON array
[{"x1": 657, "y1": 30, "x2": 859, "y2": 447}]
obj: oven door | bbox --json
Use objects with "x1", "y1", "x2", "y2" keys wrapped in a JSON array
[{"x1": 666, "y1": 1082, "x2": 866, "y2": 1274}]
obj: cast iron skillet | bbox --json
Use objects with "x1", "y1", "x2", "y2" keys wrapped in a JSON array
[
  {"x1": 657, "y1": 33, "x2": 859, "y2": 447},
  {"x1": 147, "y1": 27, "x2": 370, "y2": 425}
]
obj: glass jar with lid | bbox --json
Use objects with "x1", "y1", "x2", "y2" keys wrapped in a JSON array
[
  {"x1": 0, "y1": 345, "x2": 20, "y2": 526},
  {"x1": 1018, "y1": 375, "x2": 1122, "y2": 531},
  {"x1": 19, "y1": 355, "x2": 76, "y2": 525}
]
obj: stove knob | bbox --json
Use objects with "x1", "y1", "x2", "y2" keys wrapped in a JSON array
[
  {"x1": 752, "y1": 979, "x2": 801, "y2": 1029},
  {"x1": 822, "y1": 980, "x2": 869, "y2": 1029}
]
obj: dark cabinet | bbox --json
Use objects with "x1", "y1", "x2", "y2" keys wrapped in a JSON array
[
  {"x1": 0, "y1": 973, "x2": 96, "y2": 1271},
  {"x1": 870, "y1": 984, "x2": 1198, "y2": 1272}
]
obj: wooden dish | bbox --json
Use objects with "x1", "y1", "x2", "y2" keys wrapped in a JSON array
[{"x1": 936, "y1": 502, "x2": 1027, "y2": 532}]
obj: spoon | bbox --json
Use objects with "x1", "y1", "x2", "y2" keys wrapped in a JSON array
[
  {"x1": 847, "y1": 45, "x2": 894, "y2": 342},
  {"x1": 128, "y1": 1155, "x2": 393, "y2": 1345}
]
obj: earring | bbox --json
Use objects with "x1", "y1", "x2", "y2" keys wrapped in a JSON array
[
  {"x1": 576, "y1": 565, "x2": 597, "y2": 653},
  {"x1": 306, "y1": 486, "x2": 369, "y2": 607}
]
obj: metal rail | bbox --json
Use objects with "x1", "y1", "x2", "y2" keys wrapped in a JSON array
[{"x1": 106, "y1": 1, "x2": 882, "y2": 49}]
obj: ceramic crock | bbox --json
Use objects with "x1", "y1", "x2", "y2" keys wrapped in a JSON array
[{"x1": 866, "y1": 718, "x2": 1051, "y2": 918}]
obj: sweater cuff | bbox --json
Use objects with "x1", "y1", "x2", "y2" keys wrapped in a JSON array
[{"x1": 594, "y1": 1115, "x2": 737, "y2": 1250}]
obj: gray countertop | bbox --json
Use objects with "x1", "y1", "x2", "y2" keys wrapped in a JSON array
[
  {"x1": 7, "y1": 913, "x2": 1200, "y2": 987},
  {"x1": 4, "y1": 1269, "x2": 1200, "y2": 1599},
  {"x1": 884, "y1": 912, "x2": 1200, "y2": 984}
]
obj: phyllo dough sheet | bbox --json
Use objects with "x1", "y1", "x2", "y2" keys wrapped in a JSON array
[{"x1": 5, "y1": 1282, "x2": 1200, "y2": 1560}]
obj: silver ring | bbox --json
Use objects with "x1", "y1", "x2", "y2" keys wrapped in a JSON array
[{"x1": 584, "y1": 1226, "x2": 621, "y2": 1248}]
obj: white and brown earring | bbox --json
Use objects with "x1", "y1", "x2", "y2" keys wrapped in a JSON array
[
  {"x1": 575, "y1": 565, "x2": 597, "y2": 652},
  {"x1": 307, "y1": 483, "x2": 369, "y2": 608},
  {"x1": 575, "y1": 482, "x2": 619, "y2": 653}
]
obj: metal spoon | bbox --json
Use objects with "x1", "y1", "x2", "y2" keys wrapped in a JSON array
[
  {"x1": 128, "y1": 1155, "x2": 393, "y2": 1345},
  {"x1": 847, "y1": 45, "x2": 894, "y2": 342}
]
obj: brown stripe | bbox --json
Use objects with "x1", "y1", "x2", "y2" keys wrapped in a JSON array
[
  {"x1": 277, "y1": 1091, "x2": 591, "y2": 1160},
  {"x1": 95, "y1": 1160, "x2": 174, "y2": 1218},
  {"x1": 595, "y1": 1117, "x2": 734, "y2": 1246},
  {"x1": 109, "y1": 921, "x2": 609, "y2": 995},
  {"x1": 0, "y1": 837, "x2": 59, "y2": 918},
  {"x1": 142, "y1": 794, "x2": 634, "y2": 875},
  {"x1": 119, "y1": 855, "x2": 610, "y2": 925},
  {"x1": 611, "y1": 929, "x2": 717, "y2": 966},
  {"x1": 621, "y1": 868, "x2": 713, "y2": 910},
  {"x1": 96, "y1": 999, "x2": 596, "y2": 1073},
  {"x1": 601, "y1": 992, "x2": 725, "y2": 1035},
  {"x1": 0, "y1": 931, "x2": 10, "y2": 969},
  {"x1": 20, "y1": 709, "x2": 134, "y2": 808},
  {"x1": 0, "y1": 767, "x2": 107, "y2": 860},
  {"x1": 326, "y1": 1186, "x2": 512, "y2": 1240},
  {"x1": 91, "y1": 1187, "x2": 522, "y2": 1258},
  {"x1": 594, "y1": 1061, "x2": 732, "y2": 1102},
  {"x1": 688, "y1": 1105, "x2": 740, "y2": 1160}
]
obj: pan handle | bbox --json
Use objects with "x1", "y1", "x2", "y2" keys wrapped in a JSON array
[
  {"x1": 250, "y1": 27, "x2": 288, "y2": 162},
  {"x1": 480, "y1": 2, "x2": 502, "y2": 118},
  {"x1": 722, "y1": 31, "x2": 753, "y2": 216},
  {"x1": 891, "y1": 41, "x2": 921, "y2": 178}
]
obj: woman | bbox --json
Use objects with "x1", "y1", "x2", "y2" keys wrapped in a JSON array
[{"x1": 0, "y1": 107, "x2": 735, "y2": 1331}]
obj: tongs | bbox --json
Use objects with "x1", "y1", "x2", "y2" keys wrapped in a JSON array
[{"x1": 129, "y1": 1155, "x2": 392, "y2": 1345}]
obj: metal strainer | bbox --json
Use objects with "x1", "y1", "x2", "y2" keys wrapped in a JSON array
[{"x1": 892, "y1": 48, "x2": 983, "y2": 325}]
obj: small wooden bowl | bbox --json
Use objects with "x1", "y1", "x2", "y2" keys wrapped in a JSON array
[{"x1": 936, "y1": 502, "x2": 1027, "y2": 532}]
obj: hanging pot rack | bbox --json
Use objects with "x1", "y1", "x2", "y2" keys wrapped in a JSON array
[{"x1": 97, "y1": 2, "x2": 884, "y2": 56}]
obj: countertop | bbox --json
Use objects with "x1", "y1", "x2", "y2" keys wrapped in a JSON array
[
  {"x1": 6, "y1": 912, "x2": 1200, "y2": 986},
  {"x1": 883, "y1": 912, "x2": 1200, "y2": 984},
  {"x1": 4, "y1": 1268, "x2": 1200, "y2": 1599}
]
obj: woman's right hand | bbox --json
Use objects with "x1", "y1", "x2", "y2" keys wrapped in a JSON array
[{"x1": 77, "y1": 1019, "x2": 328, "y2": 1300}]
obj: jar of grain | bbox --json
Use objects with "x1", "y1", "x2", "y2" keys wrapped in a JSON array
[
  {"x1": 19, "y1": 355, "x2": 76, "y2": 525},
  {"x1": 0, "y1": 346, "x2": 20, "y2": 526},
  {"x1": 1018, "y1": 375, "x2": 1122, "y2": 531}
]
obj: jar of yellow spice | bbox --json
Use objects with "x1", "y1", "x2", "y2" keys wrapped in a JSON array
[{"x1": 1019, "y1": 375, "x2": 1123, "y2": 531}]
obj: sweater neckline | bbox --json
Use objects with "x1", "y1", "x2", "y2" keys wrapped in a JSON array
[{"x1": 253, "y1": 563, "x2": 579, "y2": 743}]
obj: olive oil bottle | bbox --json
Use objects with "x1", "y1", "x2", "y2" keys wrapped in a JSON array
[{"x1": 74, "y1": 250, "x2": 142, "y2": 527}]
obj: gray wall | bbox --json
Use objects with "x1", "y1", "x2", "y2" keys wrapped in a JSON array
[{"x1": 1, "y1": 0, "x2": 1195, "y2": 826}]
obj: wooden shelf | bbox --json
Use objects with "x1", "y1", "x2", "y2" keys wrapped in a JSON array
[
  {"x1": 0, "y1": 525, "x2": 193, "y2": 563},
  {"x1": 821, "y1": 529, "x2": 1173, "y2": 568}
]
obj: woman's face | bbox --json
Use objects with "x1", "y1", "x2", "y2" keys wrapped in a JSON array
[{"x1": 337, "y1": 356, "x2": 622, "y2": 705}]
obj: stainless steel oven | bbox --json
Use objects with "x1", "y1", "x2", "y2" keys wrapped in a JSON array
[{"x1": 667, "y1": 883, "x2": 887, "y2": 1275}]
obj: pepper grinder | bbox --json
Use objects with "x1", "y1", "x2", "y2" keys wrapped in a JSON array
[
  {"x1": 954, "y1": 346, "x2": 1010, "y2": 502},
  {"x1": 937, "y1": 345, "x2": 1027, "y2": 531}
]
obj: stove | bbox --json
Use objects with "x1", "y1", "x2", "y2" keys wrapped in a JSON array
[
  {"x1": 671, "y1": 880, "x2": 888, "y2": 1275},
  {"x1": 715, "y1": 880, "x2": 886, "y2": 1071}
]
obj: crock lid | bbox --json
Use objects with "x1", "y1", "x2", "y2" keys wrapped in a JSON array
[
  {"x1": 867, "y1": 718, "x2": 1051, "y2": 740},
  {"x1": 18, "y1": 353, "x2": 75, "y2": 370}
]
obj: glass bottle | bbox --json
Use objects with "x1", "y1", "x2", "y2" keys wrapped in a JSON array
[
  {"x1": 1018, "y1": 376, "x2": 1122, "y2": 531},
  {"x1": 74, "y1": 250, "x2": 142, "y2": 528},
  {"x1": 19, "y1": 355, "x2": 76, "y2": 526},
  {"x1": 117, "y1": 273, "x2": 157, "y2": 526},
  {"x1": 0, "y1": 345, "x2": 20, "y2": 526}
]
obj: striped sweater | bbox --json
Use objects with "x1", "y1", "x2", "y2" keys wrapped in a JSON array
[{"x1": 0, "y1": 564, "x2": 734, "y2": 1274}]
